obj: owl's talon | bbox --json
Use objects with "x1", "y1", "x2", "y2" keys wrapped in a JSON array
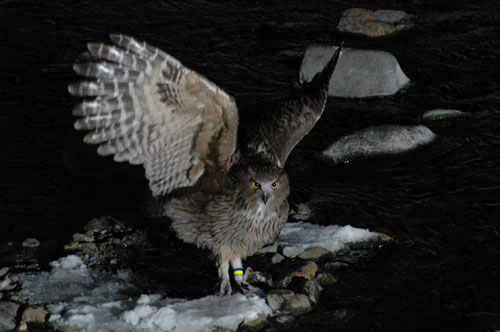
[
  {"x1": 236, "y1": 282, "x2": 265, "y2": 298},
  {"x1": 219, "y1": 279, "x2": 232, "y2": 295},
  {"x1": 242, "y1": 267, "x2": 253, "y2": 284}
]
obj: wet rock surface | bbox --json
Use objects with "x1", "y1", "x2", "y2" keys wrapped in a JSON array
[
  {"x1": 421, "y1": 108, "x2": 471, "y2": 131},
  {"x1": 321, "y1": 124, "x2": 436, "y2": 164},
  {"x1": 337, "y1": 8, "x2": 414, "y2": 37},
  {"x1": 300, "y1": 44, "x2": 410, "y2": 98}
]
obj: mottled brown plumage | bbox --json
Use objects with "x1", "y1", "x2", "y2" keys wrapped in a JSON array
[{"x1": 69, "y1": 34, "x2": 341, "y2": 294}]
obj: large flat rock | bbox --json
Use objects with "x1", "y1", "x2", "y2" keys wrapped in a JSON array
[
  {"x1": 337, "y1": 8, "x2": 413, "y2": 37},
  {"x1": 321, "y1": 124, "x2": 436, "y2": 164},
  {"x1": 300, "y1": 44, "x2": 410, "y2": 98}
]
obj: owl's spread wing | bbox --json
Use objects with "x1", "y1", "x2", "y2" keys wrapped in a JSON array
[
  {"x1": 69, "y1": 34, "x2": 239, "y2": 196},
  {"x1": 242, "y1": 45, "x2": 342, "y2": 167}
]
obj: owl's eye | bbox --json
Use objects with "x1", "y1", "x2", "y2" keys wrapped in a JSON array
[
  {"x1": 270, "y1": 182, "x2": 279, "y2": 190},
  {"x1": 251, "y1": 181, "x2": 261, "y2": 189}
]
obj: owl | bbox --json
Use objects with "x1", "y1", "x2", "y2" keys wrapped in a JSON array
[{"x1": 69, "y1": 34, "x2": 341, "y2": 294}]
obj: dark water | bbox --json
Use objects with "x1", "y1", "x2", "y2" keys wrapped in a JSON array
[{"x1": 1, "y1": 0, "x2": 500, "y2": 331}]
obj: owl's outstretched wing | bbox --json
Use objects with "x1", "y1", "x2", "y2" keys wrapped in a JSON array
[
  {"x1": 69, "y1": 34, "x2": 239, "y2": 196},
  {"x1": 242, "y1": 45, "x2": 342, "y2": 167}
]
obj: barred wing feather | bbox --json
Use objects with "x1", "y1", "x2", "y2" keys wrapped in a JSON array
[{"x1": 69, "y1": 34, "x2": 239, "y2": 196}]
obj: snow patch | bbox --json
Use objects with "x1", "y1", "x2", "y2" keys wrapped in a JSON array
[
  {"x1": 16, "y1": 255, "x2": 271, "y2": 332},
  {"x1": 275, "y1": 222, "x2": 379, "y2": 257}
]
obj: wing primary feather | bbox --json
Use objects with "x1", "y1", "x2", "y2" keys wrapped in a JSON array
[
  {"x1": 302, "y1": 42, "x2": 343, "y2": 94},
  {"x1": 242, "y1": 43, "x2": 343, "y2": 167},
  {"x1": 70, "y1": 34, "x2": 240, "y2": 196}
]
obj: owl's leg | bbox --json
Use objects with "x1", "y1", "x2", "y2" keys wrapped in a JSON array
[
  {"x1": 218, "y1": 259, "x2": 232, "y2": 295},
  {"x1": 231, "y1": 258, "x2": 264, "y2": 297},
  {"x1": 230, "y1": 257, "x2": 247, "y2": 286}
]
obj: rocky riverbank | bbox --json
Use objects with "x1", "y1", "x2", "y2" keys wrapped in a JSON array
[{"x1": 1, "y1": 215, "x2": 392, "y2": 332}]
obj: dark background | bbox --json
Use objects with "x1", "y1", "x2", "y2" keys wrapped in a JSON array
[{"x1": 1, "y1": 1, "x2": 499, "y2": 331}]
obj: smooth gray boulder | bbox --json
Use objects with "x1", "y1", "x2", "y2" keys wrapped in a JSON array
[
  {"x1": 321, "y1": 125, "x2": 436, "y2": 164},
  {"x1": 337, "y1": 8, "x2": 413, "y2": 37},
  {"x1": 300, "y1": 44, "x2": 410, "y2": 98},
  {"x1": 422, "y1": 109, "x2": 469, "y2": 124}
]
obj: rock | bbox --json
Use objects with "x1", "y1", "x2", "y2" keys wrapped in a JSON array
[
  {"x1": 271, "y1": 253, "x2": 285, "y2": 264},
  {"x1": 20, "y1": 305, "x2": 48, "y2": 326},
  {"x1": 21, "y1": 238, "x2": 40, "y2": 248},
  {"x1": 3, "y1": 280, "x2": 17, "y2": 292},
  {"x1": 300, "y1": 44, "x2": 410, "y2": 98},
  {"x1": 274, "y1": 261, "x2": 318, "y2": 287},
  {"x1": 303, "y1": 279, "x2": 323, "y2": 304},
  {"x1": 0, "y1": 301, "x2": 20, "y2": 331},
  {"x1": 72, "y1": 232, "x2": 94, "y2": 243},
  {"x1": 317, "y1": 272, "x2": 338, "y2": 286},
  {"x1": 289, "y1": 203, "x2": 312, "y2": 221},
  {"x1": 297, "y1": 247, "x2": 331, "y2": 261},
  {"x1": 324, "y1": 261, "x2": 349, "y2": 271},
  {"x1": 0, "y1": 278, "x2": 12, "y2": 291},
  {"x1": 0, "y1": 267, "x2": 9, "y2": 278},
  {"x1": 242, "y1": 313, "x2": 268, "y2": 328},
  {"x1": 321, "y1": 125, "x2": 436, "y2": 164},
  {"x1": 266, "y1": 289, "x2": 295, "y2": 311},
  {"x1": 274, "y1": 314, "x2": 295, "y2": 324},
  {"x1": 335, "y1": 243, "x2": 351, "y2": 256},
  {"x1": 377, "y1": 232, "x2": 393, "y2": 242},
  {"x1": 281, "y1": 294, "x2": 311, "y2": 314},
  {"x1": 246, "y1": 270, "x2": 267, "y2": 284},
  {"x1": 65, "y1": 216, "x2": 148, "y2": 268},
  {"x1": 422, "y1": 109, "x2": 469, "y2": 124},
  {"x1": 337, "y1": 8, "x2": 413, "y2": 37}
]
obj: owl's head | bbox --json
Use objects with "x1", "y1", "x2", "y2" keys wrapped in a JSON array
[{"x1": 235, "y1": 165, "x2": 289, "y2": 207}]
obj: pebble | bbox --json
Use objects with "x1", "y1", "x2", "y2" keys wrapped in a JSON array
[
  {"x1": 21, "y1": 305, "x2": 48, "y2": 325},
  {"x1": 274, "y1": 314, "x2": 295, "y2": 324},
  {"x1": 0, "y1": 267, "x2": 9, "y2": 278},
  {"x1": 246, "y1": 270, "x2": 267, "y2": 284},
  {"x1": 72, "y1": 232, "x2": 95, "y2": 243},
  {"x1": 275, "y1": 261, "x2": 318, "y2": 287},
  {"x1": 242, "y1": 313, "x2": 268, "y2": 328},
  {"x1": 324, "y1": 261, "x2": 349, "y2": 270},
  {"x1": 317, "y1": 272, "x2": 338, "y2": 286},
  {"x1": 21, "y1": 238, "x2": 40, "y2": 248},
  {"x1": 321, "y1": 125, "x2": 436, "y2": 164},
  {"x1": 303, "y1": 279, "x2": 323, "y2": 304},
  {"x1": 300, "y1": 44, "x2": 410, "y2": 98},
  {"x1": 289, "y1": 203, "x2": 312, "y2": 221},
  {"x1": 0, "y1": 301, "x2": 20, "y2": 331},
  {"x1": 422, "y1": 108, "x2": 469, "y2": 124},
  {"x1": 378, "y1": 233, "x2": 393, "y2": 242},
  {"x1": 337, "y1": 8, "x2": 413, "y2": 37},
  {"x1": 281, "y1": 294, "x2": 312, "y2": 314},
  {"x1": 297, "y1": 247, "x2": 331, "y2": 261},
  {"x1": 271, "y1": 253, "x2": 285, "y2": 264},
  {"x1": 266, "y1": 289, "x2": 295, "y2": 311},
  {"x1": 0, "y1": 278, "x2": 11, "y2": 291}
]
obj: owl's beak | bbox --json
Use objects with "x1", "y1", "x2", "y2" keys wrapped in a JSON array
[{"x1": 259, "y1": 191, "x2": 270, "y2": 204}]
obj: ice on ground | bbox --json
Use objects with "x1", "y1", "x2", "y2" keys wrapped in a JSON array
[
  {"x1": 17, "y1": 255, "x2": 271, "y2": 332},
  {"x1": 122, "y1": 293, "x2": 271, "y2": 332},
  {"x1": 275, "y1": 222, "x2": 379, "y2": 257}
]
